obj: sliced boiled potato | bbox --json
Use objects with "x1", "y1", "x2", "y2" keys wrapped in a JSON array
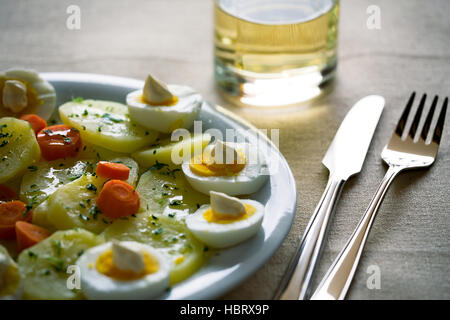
[
  {"x1": 102, "y1": 213, "x2": 205, "y2": 285},
  {"x1": 77, "y1": 142, "x2": 125, "y2": 160},
  {"x1": 137, "y1": 167, "x2": 209, "y2": 222},
  {"x1": 0, "y1": 117, "x2": 41, "y2": 183},
  {"x1": 132, "y1": 133, "x2": 211, "y2": 169},
  {"x1": 20, "y1": 159, "x2": 96, "y2": 209},
  {"x1": 32, "y1": 200, "x2": 56, "y2": 232},
  {"x1": 18, "y1": 229, "x2": 103, "y2": 300},
  {"x1": 59, "y1": 100, "x2": 159, "y2": 153},
  {"x1": 0, "y1": 244, "x2": 22, "y2": 299},
  {"x1": 45, "y1": 174, "x2": 114, "y2": 234}
]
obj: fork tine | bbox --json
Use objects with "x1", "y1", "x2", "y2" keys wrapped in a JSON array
[
  {"x1": 409, "y1": 94, "x2": 426, "y2": 139},
  {"x1": 420, "y1": 95, "x2": 438, "y2": 141},
  {"x1": 395, "y1": 92, "x2": 415, "y2": 136},
  {"x1": 432, "y1": 97, "x2": 448, "y2": 144}
]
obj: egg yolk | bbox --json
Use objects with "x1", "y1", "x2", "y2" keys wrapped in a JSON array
[
  {"x1": 0, "y1": 77, "x2": 40, "y2": 116},
  {"x1": 203, "y1": 204, "x2": 256, "y2": 224},
  {"x1": 174, "y1": 255, "x2": 185, "y2": 265},
  {"x1": 138, "y1": 94, "x2": 179, "y2": 107},
  {"x1": 96, "y1": 249, "x2": 159, "y2": 281},
  {"x1": 189, "y1": 148, "x2": 246, "y2": 177}
]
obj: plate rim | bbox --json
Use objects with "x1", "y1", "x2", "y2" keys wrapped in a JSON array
[{"x1": 41, "y1": 72, "x2": 298, "y2": 299}]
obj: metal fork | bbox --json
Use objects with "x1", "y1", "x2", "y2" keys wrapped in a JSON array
[{"x1": 311, "y1": 93, "x2": 448, "y2": 300}]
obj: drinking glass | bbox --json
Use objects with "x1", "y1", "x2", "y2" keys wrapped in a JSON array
[{"x1": 214, "y1": 0, "x2": 339, "y2": 108}]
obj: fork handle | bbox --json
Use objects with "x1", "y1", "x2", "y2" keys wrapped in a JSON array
[
  {"x1": 311, "y1": 165, "x2": 403, "y2": 300},
  {"x1": 274, "y1": 175, "x2": 346, "y2": 300}
]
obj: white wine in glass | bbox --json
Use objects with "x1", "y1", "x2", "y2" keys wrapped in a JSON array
[{"x1": 214, "y1": 0, "x2": 339, "y2": 108}]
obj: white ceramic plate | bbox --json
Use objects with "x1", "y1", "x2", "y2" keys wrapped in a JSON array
[{"x1": 41, "y1": 72, "x2": 297, "y2": 300}]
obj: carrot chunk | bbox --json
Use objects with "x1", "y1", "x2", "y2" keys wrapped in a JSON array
[
  {"x1": 15, "y1": 221, "x2": 51, "y2": 252},
  {"x1": 36, "y1": 125, "x2": 82, "y2": 161},
  {"x1": 96, "y1": 161, "x2": 130, "y2": 180},
  {"x1": 20, "y1": 114, "x2": 47, "y2": 135},
  {"x1": 0, "y1": 184, "x2": 17, "y2": 202},
  {"x1": 0, "y1": 200, "x2": 32, "y2": 240},
  {"x1": 96, "y1": 180, "x2": 140, "y2": 219}
]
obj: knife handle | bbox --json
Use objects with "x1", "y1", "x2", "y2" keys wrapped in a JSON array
[
  {"x1": 273, "y1": 176, "x2": 345, "y2": 300},
  {"x1": 311, "y1": 166, "x2": 402, "y2": 300}
]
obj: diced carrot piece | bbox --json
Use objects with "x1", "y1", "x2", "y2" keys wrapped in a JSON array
[
  {"x1": 0, "y1": 201, "x2": 32, "y2": 240},
  {"x1": 0, "y1": 184, "x2": 17, "y2": 202},
  {"x1": 20, "y1": 114, "x2": 47, "y2": 135},
  {"x1": 36, "y1": 125, "x2": 82, "y2": 161},
  {"x1": 15, "y1": 221, "x2": 51, "y2": 252},
  {"x1": 96, "y1": 180, "x2": 140, "y2": 219},
  {"x1": 96, "y1": 161, "x2": 130, "y2": 180}
]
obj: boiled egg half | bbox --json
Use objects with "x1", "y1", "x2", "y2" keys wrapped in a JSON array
[
  {"x1": 76, "y1": 241, "x2": 170, "y2": 300},
  {"x1": 186, "y1": 191, "x2": 265, "y2": 248},
  {"x1": 126, "y1": 74, "x2": 202, "y2": 133},
  {"x1": 182, "y1": 140, "x2": 269, "y2": 196},
  {"x1": 0, "y1": 69, "x2": 56, "y2": 120}
]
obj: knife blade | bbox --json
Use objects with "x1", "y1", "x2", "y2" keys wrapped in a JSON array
[
  {"x1": 323, "y1": 95, "x2": 385, "y2": 179},
  {"x1": 274, "y1": 95, "x2": 384, "y2": 300}
]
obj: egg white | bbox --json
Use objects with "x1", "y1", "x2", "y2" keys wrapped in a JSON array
[
  {"x1": 126, "y1": 84, "x2": 202, "y2": 133},
  {"x1": 1, "y1": 68, "x2": 56, "y2": 120},
  {"x1": 76, "y1": 241, "x2": 170, "y2": 300},
  {"x1": 182, "y1": 142, "x2": 269, "y2": 196},
  {"x1": 186, "y1": 199, "x2": 265, "y2": 249}
]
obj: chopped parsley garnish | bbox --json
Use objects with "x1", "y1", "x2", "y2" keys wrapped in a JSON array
[
  {"x1": 79, "y1": 214, "x2": 90, "y2": 221},
  {"x1": 151, "y1": 214, "x2": 159, "y2": 220},
  {"x1": 152, "y1": 228, "x2": 163, "y2": 235},
  {"x1": 43, "y1": 129, "x2": 53, "y2": 134},
  {"x1": 169, "y1": 200, "x2": 182, "y2": 206},
  {"x1": 101, "y1": 113, "x2": 123, "y2": 124},
  {"x1": 51, "y1": 240, "x2": 63, "y2": 256},
  {"x1": 88, "y1": 204, "x2": 101, "y2": 220},
  {"x1": 82, "y1": 109, "x2": 89, "y2": 116},
  {"x1": 63, "y1": 137, "x2": 72, "y2": 144},
  {"x1": 168, "y1": 212, "x2": 176, "y2": 218},
  {"x1": 149, "y1": 160, "x2": 168, "y2": 171},
  {"x1": 86, "y1": 183, "x2": 97, "y2": 192},
  {"x1": 23, "y1": 195, "x2": 39, "y2": 216},
  {"x1": 46, "y1": 256, "x2": 65, "y2": 272},
  {"x1": 0, "y1": 140, "x2": 8, "y2": 148},
  {"x1": 28, "y1": 251, "x2": 38, "y2": 258},
  {"x1": 70, "y1": 174, "x2": 83, "y2": 181},
  {"x1": 72, "y1": 96, "x2": 84, "y2": 103}
]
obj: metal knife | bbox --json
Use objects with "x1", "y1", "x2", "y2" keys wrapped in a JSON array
[{"x1": 273, "y1": 95, "x2": 385, "y2": 300}]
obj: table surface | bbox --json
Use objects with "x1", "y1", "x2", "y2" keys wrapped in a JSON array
[{"x1": 1, "y1": 0, "x2": 448, "y2": 300}]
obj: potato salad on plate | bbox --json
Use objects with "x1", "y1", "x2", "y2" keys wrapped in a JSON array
[{"x1": 0, "y1": 70, "x2": 270, "y2": 300}]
